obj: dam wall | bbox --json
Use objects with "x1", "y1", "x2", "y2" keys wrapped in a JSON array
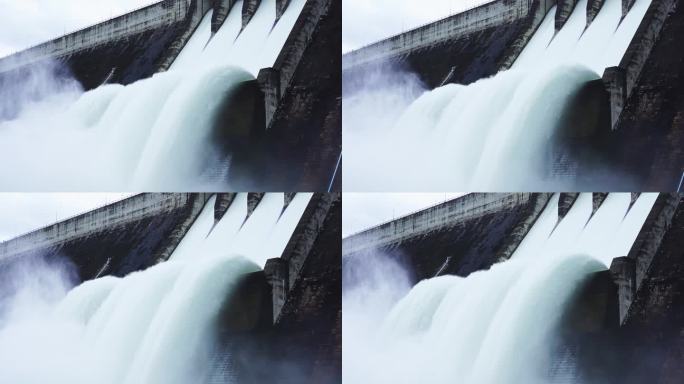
[
  {"x1": 603, "y1": 0, "x2": 684, "y2": 190},
  {"x1": 342, "y1": 193, "x2": 552, "y2": 280},
  {"x1": 342, "y1": 0, "x2": 555, "y2": 89},
  {"x1": 234, "y1": 0, "x2": 341, "y2": 191},
  {"x1": 0, "y1": 193, "x2": 210, "y2": 280},
  {"x1": 0, "y1": 0, "x2": 199, "y2": 94},
  {"x1": 599, "y1": 193, "x2": 684, "y2": 384},
  {"x1": 259, "y1": 193, "x2": 341, "y2": 384}
]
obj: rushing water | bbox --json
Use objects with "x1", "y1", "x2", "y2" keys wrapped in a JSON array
[
  {"x1": 344, "y1": 0, "x2": 654, "y2": 191},
  {"x1": 343, "y1": 193, "x2": 658, "y2": 384},
  {"x1": 0, "y1": 0, "x2": 307, "y2": 190},
  {"x1": 0, "y1": 192, "x2": 312, "y2": 383}
]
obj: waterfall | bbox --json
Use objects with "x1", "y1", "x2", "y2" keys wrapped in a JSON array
[
  {"x1": 342, "y1": 193, "x2": 657, "y2": 384},
  {"x1": 0, "y1": 192, "x2": 312, "y2": 383},
  {"x1": 344, "y1": 0, "x2": 654, "y2": 191},
  {"x1": 0, "y1": 0, "x2": 307, "y2": 190}
]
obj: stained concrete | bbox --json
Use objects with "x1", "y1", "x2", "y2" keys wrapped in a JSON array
[
  {"x1": 343, "y1": 0, "x2": 555, "y2": 89},
  {"x1": 343, "y1": 193, "x2": 552, "y2": 280},
  {"x1": 0, "y1": 193, "x2": 210, "y2": 281}
]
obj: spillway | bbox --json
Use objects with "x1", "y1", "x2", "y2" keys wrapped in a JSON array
[
  {"x1": 0, "y1": 0, "x2": 307, "y2": 191},
  {"x1": 342, "y1": 193, "x2": 658, "y2": 384},
  {"x1": 344, "y1": 0, "x2": 653, "y2": 191},
  {"x1": 0, "y1": 192, "x2": 313, "y2": 383}
]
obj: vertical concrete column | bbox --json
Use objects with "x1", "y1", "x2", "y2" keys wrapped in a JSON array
[
  {"x1": 602, "y1": 66, "x2": 627, "y2": 130},
  {"x1": 264, "y1": 257, "x2": 289, "y2": 322},
  {"x1": 214, "y1": 193, "x2": 236, "y2": 222},
  {"x1": 556, "y1": 0, "x2": 579, "y2": 32},
  {"x1": 592, "y1": 193, "x2": 608, "y2": 217},
  {"x1": 245, "y1": 193, "x2": 265, "y2": 223},
  {"x1": 629, "y1": 193, "x2": 641, "y2": 210},
  {"x1": 609, "y1": 256, "x2": 636, "y2": 323},
  {"x1": 212, "y1": 0, "x2": 236, "y2": 33},
  {"x1": 283, "y1": 193, "x2": 297, "y2": 212},
  {"x1": 257, "y1": 67, "x2": 281, "y2": 128},
  {"x1": 559, "y1": 193, "x2": 580, "y2": 221},
  {"x1": 242, "y1": 0, "x2": 261, "y2": 30},
  {"x1": 275, "y1": 0, "x2": 292, "y2": 23},
  {"x1": 622, "y1": 0, "x2": 636, "y2": 19},
  {"x1": 586, "y1": 0, "x2": 606, "y2": 28}
]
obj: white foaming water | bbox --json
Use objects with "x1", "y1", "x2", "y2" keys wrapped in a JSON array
[
  {"x1": 343, "y1": 193, "x2": 658, "y2": 384},
  {"x1": 0, "y1": 0, "x2": 307, "y2": 190},
  {"x1": 345, "y1": 0, "x2": 654, "y2": 191},
  {"x1": 0, "y1": 192, "x2": 311, "y2": 383}
]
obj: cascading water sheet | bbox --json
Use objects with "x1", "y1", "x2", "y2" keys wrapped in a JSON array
[
  {"x1": 0, "y1": 192, "x2": 312, "y2": 383},
  {"x1": 343, "y1": 193, "x2": 658, "y2": 384},
  {"x1": 345, "y1": 0, "x2": 654, "y2": 190},
  {"x1": 0, "y1": 0, "x2": 307, "y2": 189}
]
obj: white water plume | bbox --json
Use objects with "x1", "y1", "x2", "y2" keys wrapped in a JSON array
[
  {"x1": 0, "y1": 0, "x2": 307, "y2": 190},
  {"x1": 343, "y1": 193, "x2": 658, "y2": 383},
  {"x1": 0, "y1": 192, "x2": 312, "y2": 382},
  {"x1": 344, "y1": 0, "x2": 654, "y2": 191}
]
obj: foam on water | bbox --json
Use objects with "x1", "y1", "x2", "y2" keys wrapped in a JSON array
[{"x1": 343, "y1": 193, "x2": 658, "y2": 383}]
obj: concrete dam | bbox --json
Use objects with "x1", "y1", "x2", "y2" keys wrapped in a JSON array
[
  {"x1": 0, "y1": 0, "x2": 341, "y2": 191},
  {"x1": 0, "y1": 192, "x2": 341, "y2": 384},
  {"x1": 343, "y1": 192, "x2": 684, "y2": 384},
  {"x1": 343, "y1": 0, "x2": 684, "y2": 192}
]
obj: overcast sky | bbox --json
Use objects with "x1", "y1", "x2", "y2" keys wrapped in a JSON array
[
  {"x1": 0, "y1": 0, "x2": 158, "y2": 58},
  {"x1": 343, "y1": 193, "x2": 466, "y2": 238},
  {"x1": 0, "y1": 193, "x2": 134, "y2": 241},
  {"x1": 343, "y1": 0, "x2": 493, "y2": 53}
]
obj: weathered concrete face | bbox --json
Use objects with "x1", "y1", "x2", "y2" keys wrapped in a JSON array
[
  {"x1": 212, "y1": 0, "x2": 237, "y2": 32},
  {"x1": 230, "y1": 0, "x2": 341, "y2": 191},
  {"x1": 343, "y1": 193, "x2": 552, "y2": 280},
  {"x1": 343, "y1": 0, "x2": 555, "y2": 89},
  {"x1": 604, "y1": 0, "x2": 684, "y2": 190},
  {"x1": 227, "y1": 194, "x2": 340, "y2": 384},
  {"x1": 586, "y1": 0, "x2": 606, "y2": 27},
  {"x1": 593, "y1": 194, "x2": 684, "y2": 384},
  {"x1": 242, "y1": 0, "x2": 262, "y2": 30},
  {"x1": 0, "y1": 193, "x2": 210, "y2": 280}
]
